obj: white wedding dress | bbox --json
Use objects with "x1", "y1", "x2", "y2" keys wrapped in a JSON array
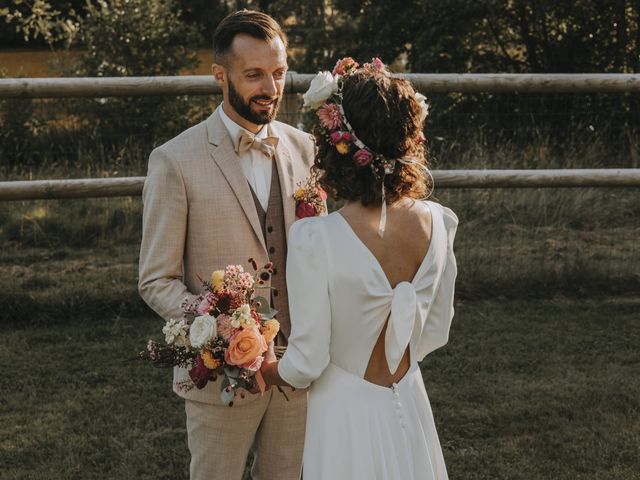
[{"x1": 278, "y1": 200, "x2": 458, "y2": 480}]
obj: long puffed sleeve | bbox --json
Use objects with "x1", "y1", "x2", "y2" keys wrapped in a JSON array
[
  {"x1": 278, "y1": 218, "x2": 332, "y2": 389},
  {"x1": 416, "y1": 205, "x2": 459, "y2": 360},
  {"x1": 138, "y1": 147, "x2": 192, "y2": 322}
]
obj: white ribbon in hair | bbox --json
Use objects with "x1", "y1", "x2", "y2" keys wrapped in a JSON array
[{"x1": 378, "y1": 157, "x2": 434, "y2": 238}]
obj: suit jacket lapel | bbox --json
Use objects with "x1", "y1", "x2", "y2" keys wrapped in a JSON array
[
  {"x1": 206, "y1": 110, "x2": 267, "y2": 253},
  {"x1": 269, "y1": 123, "x2": 296, "y2": 239}
]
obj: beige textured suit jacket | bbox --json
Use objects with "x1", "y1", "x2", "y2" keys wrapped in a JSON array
[{"x1": 139, "y1": 107, "x2": 315, "y2": 404}]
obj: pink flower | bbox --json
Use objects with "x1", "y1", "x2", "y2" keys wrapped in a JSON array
[
  {"x1": 222, "y1": 265, "x2": 254, "y2": 302},
  {"x1": 241, "y1": 355, "x2": 264, "y2": 372},
  {"x1": 195, "y1": 292, "x2": 216, "y2": 315},
  {"x1": 317, "y1": 103, "x2": 343, "y2": 130},
  {"x1": 216, "y1": 314, "x2": 237, "y2": 341},
  {"x1": 369, "y1": 57, "x2": 385, "y2": 71},
  {"x1": 332, "y1": 57, "x2": 359, "y2": 76},
  {"x1": 296, "y1": 201, "x2": 317, "y2": 218},
  {"x1": 330, "y1": 131, "x2": 352, "y2": 145},
  {"x1": 315, "y1": 186, "x2": 328, "y2": 201},
  {"x1": 354, "y1": 148, "x2": 373, "y2": 167}
]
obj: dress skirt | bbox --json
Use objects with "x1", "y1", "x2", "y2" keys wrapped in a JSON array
[{"x1": 302, "y1": 363, "x2": 449, "y2": 480}]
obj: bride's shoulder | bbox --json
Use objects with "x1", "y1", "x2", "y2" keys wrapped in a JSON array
[
  {"x1": 288, "y1": 217, "x2": 333, "y2": 265},
  {"x1": 289, "y1": 216, "x2": 330, "y2": 244},
  {"x1": 422, "y1": 200, "x2": 458, "y2": 230}
]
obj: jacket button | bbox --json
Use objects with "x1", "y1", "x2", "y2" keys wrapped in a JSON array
[
  {"x1": 272, "y1": 268, "x2": 278, "y2": 275},
  {"x1": 273, "y1": 289, "x2": 279, "y2": 297},
  {"x1": 269, "y1": 246, "x2": 275, "y2": 254},
  {"x1": 267, "y1": 226, "x2": 273, "y2": 233}
]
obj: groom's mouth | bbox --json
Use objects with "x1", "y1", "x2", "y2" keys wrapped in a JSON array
[{"x1": 251, "y1": 97, "x2": 278, "y2": 111}]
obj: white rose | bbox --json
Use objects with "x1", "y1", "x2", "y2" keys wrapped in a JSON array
[
  {"x1": 303, "y1": 71, "x2": 339, "y2": 108},
  {"x1": 189, "y1": 315, "x2": 217, "y2": 349},
  {"x1": 415, "y1": 92, "x2": 429, "y2": 122}
]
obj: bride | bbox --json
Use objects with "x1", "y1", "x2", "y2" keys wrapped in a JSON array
[{"x1": 260, "y1": 58, "x2": 458, "y2": 480}]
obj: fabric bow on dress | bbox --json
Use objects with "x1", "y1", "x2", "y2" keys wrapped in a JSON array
[{"x1": 384, "y1": 281, "x2": 418, "y2": 375}]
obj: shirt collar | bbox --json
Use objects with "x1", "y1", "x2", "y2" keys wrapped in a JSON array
[{"x1": 218, "y1": 103, "x2": 269, "y2": 149}]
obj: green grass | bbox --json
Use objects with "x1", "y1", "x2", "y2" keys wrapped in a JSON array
[
  {"x1": 1, "y1": 185, "x2": 638, "y2": 324},
  {"x1": 0, "y1": 119, "x2": 638, "y2": 477},
  {"x1": 1, "y1": 298, "x2": 638, "y2": 479},
  {"x1": 428, "y1": 297, "x2": 640, "y2": 479}
]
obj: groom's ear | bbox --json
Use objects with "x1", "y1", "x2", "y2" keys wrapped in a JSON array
[{"x1": 211, "y1": 63, "x2": 226, "y2": 85}]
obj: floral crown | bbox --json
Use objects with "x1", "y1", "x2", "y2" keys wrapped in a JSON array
[{"x1": 302, "y1": 57, "x2": 429, "y2": 177}]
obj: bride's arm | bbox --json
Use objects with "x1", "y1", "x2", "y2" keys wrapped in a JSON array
[
  {"x1": 260, "y1": 218, "x2": 332, "y2": 389},
  {"x1": 416, "y1": 205, "x2": 458, "y2": 359}
]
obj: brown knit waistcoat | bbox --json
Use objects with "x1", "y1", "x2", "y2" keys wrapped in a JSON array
[{"x1": 248, "y1": 165, "x2": 290, "y2": 344}]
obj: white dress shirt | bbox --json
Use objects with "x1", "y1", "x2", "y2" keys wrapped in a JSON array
[{"x1": 219, "y1": 104, "x2": 273, "y2": 211}]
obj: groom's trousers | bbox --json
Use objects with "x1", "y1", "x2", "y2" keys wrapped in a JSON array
[{"x1": 185, "y1": 385, "x2": 307, "y2": 480}]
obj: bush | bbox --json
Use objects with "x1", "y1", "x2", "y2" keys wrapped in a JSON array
[
  {"x1": 76, "y1": 0, "x2": 201, "y2": 77},
  {"x1": 66, "y1": 0, "x2": 206, "y2": 144}
]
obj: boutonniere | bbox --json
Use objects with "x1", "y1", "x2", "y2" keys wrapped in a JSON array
[{"x1": 293, "y1": 176, "x2": 327, "y2": 219}]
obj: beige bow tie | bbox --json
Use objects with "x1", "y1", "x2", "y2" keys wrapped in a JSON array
[{"x1": 237, "y1": 130, "x2": 279, "y2": 159}]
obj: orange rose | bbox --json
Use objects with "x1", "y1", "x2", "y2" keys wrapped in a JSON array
[
  {"x1": 225, "y1": 326, "x2": 268, "y2": 367},
  {"x1": 260, "y1": 319, "x2": 280, "y2": 344}
]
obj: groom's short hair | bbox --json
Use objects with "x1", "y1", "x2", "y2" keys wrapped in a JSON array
[{"x1": 213, "y1": 10, "x2": 288, "y2": 65}]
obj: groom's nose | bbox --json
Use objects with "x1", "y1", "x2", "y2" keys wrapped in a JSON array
[{"x1": 261, "y1": 75, "x2": 279, "y2": 97}]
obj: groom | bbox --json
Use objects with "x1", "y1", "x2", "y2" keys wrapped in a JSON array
[{"x1": 138, "y1": 10, "x2": 315, "y2": 480}]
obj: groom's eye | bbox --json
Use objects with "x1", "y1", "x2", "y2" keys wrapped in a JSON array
[{"x1": 244, "y1": 70, "x2": 262, "y2": 79}]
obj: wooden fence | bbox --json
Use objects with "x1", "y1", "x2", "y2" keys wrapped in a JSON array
[
  {"x1": 1, "y1": 73, "x2": 639, "y2": 98},
  {"x1": 1, "y1": 74, "x2": 639, "y2": 200},
  {"x1": 1, "y1": 169, "x2": 639, "y2": 201}
]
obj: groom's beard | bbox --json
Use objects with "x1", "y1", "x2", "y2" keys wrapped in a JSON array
[{"x1": 228, "y1": 77, "x2": 281, "y2": 125}]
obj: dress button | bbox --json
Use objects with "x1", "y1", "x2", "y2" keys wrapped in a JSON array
[
  {"x1": 269, "y1": 246, "x2": 275, "y2": 254},
  {"x1": 267, "y1": 226, "x2": 273, "y2": 233},
  {"x1": 273, "y1": 289, "x2": 279, "y2": 297}
]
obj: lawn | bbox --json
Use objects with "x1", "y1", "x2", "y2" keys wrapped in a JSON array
[
  {"x1": 0, "y1": 176, "x2": 638, "y2": 479},
  {"x1": 1, "y1": 296, "x2": 638, "y2": 479}
]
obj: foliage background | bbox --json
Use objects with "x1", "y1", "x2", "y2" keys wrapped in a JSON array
[
  {"x1": 1, "y1": 0, "x2": 638, "y2": 175},
  {"x1": 0, "y1": 1, "x2": 639, "y2": 478}
]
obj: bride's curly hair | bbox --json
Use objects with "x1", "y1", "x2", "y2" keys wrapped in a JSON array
[{"x1": 312, "y1": 70, "x2": 431, "y2": 206}]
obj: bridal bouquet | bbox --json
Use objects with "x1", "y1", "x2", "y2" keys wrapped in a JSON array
[{"x1": 139, "y1": 259, "x2": 280, "y2": 406}]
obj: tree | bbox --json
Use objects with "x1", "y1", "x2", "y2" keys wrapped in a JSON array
[{"x1": 0, "y1": 0, "x2": 80, "y2": 49}]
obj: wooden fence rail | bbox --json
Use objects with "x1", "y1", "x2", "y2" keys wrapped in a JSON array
[
  {"x1": 1, "y1": 74, "x2": 639, "y2": 98},
  {"x1": 1, "y1": 169, "x2": 639, "y2": 201}
]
